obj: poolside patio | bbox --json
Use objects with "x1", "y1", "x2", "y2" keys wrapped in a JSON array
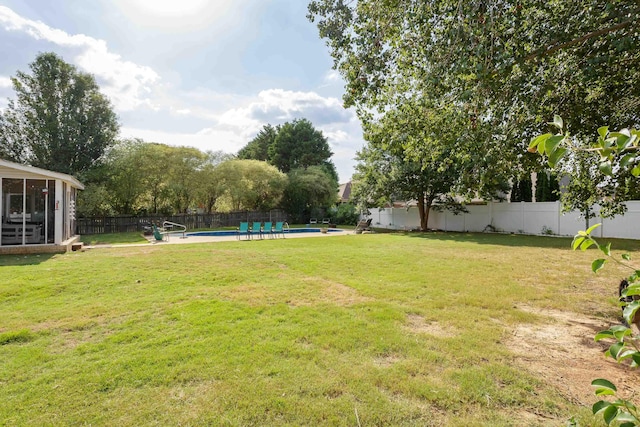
[{"x1": 84, "y1": 228, "x2": 349, "y2": 249}]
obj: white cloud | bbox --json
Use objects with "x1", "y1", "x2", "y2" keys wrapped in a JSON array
[
  {"x1": 217, "y1": 88, "x2": 351, "y2": 135},
  {"x1": 123, "y1": 88, "x2": 363, "y2": 181},
  {"x1": 0, "y1": 5, "x2": 363, "y2": 181},
  {"x1": 323, "y1": 69, "x2": 342, "y2": 84},
  {"x1": 0, "y1": 5, "x2": 160, "y2": 111},
  {"x1": 120, "y1": 125, "x2": 246, "y2": 154},
  {"x1": 0, "y1": 76, "x2": 11, "y2": 88}
]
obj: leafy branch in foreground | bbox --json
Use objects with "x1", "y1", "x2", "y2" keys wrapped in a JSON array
[
  {"x1": 532, "y1": 117, "x2": 640, "y2": 426},
  {"x1": 529, "y1": 115, "x2": 640, "y2": 223},
  {"x1": 573, "y1": 224, "x2": 640, "y2": 426}
]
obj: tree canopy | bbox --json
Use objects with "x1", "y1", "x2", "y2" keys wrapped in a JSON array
[
  {"x1": 78, "y1": 141, "x2": 234, "y2": 216},
  {"x1": 309, "y1": 1, "x2": 640, "y2": 226},
  {"x1": 280, "y1": 166, "x2": 338, "y2": 223},
  {"x1": 213, "y1": 160, "x2": 287, "y2": 212},
  {"x1": 237, "y1": 124, "x2": 277, "y2": 162},
  {"x1": 238, "y1": 118, "x2": 337, "y2": 180},
  {"x1": 0, "y1": 52, "x2": 119, "y2": 176},
  {"x1": 308, "y1": 1, "x2": 640, "y2": 131},
  {"x1": 353, "y1": 101, "x2": 509, "y2": 230},
  {"x1": 238, "y1": 118, "x2": 339, "y2": 219}
]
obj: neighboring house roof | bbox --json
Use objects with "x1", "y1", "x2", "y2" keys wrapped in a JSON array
[
  {"x1": 338, "y1": 181, "x2": 352, "y2": 203},
  {"x1": 0, "y1": 158, "x2": 85, "y2": 189}
]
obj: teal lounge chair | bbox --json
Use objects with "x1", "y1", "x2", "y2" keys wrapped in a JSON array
[
  {"x1": 262, "y1": 222, "x2": 273, "y2": 238},
  {"x1": 237, "y1": 222, "x2": 250, "y2": 240},
  {"x1": 250, "y1": 221, "x2": 263, "y2": 239},
  {"x1": 273, "y1": 221, "x2": 288, "y2": 238}
]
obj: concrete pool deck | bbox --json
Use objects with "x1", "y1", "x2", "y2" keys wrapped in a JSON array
[{"x1": 84, "y1": 229, "x2": 351, "y2": 249}]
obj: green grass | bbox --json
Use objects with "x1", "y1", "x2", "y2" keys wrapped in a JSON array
[
  {"x1": 1, "y1": 232, "x2": 635, "y2": 426},
  {"x1": 82, "y1": 231, "x2": 149, "y2": 245}
]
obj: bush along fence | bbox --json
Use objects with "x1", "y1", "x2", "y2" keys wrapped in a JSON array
[{"x1": 77, "y1": 210, "x2": 288, "y2": 235}]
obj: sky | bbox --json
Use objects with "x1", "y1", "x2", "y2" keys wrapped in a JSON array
[{"x1": 0, "y1": 0, "x2": 363, "y2": 182}]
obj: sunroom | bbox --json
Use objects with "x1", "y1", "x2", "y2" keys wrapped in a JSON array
[{"x1": 0, "y1": 159, "x2": 83, "y2": 253}]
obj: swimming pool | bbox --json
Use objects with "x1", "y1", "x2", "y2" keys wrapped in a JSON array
[{"x1": 187, "y1": 228, "x2": 344, "y2": 237}]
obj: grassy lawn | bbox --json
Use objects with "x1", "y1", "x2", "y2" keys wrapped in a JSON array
[
  {"x1": 82, "y1": 231, "x2": 149, "y2": 245},
  {"x1": 1, "y1": 232, "x2": 636, "y2": 426}
]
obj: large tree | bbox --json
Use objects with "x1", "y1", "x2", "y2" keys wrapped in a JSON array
[
  {"x1": 78, "y1": 141, "x2": 236, "y2": 216},
  {"x1": 238, "y1": 118, "x2": 338, "y2": 180},
  {"x1": 268, "y1": 118, "x2": 334, "y2": 175},
  {"x1": 196, "y1": 150, "x2": 236, "y2": 213},
  {"x1": 280, "y1": 165, "x2": 338, "y2": 223},
  {"x1": 213, "y1": 160, "x2": 287, "y2": 212},
  {"x1": 0, "y1": 52, "x2": 119, "y2": 176},
  {"x1": 308, "y1": 1, "x2": 640, "y2": 181},
  {"x1": 103, "y1": 138, "x2": 149, "y2": 215},
  {"x1": 238, "y1": 119, "x2": 339, "y2": 217},
  {"x1": 353, "y1": 101, "x2": 509, "y2": 230},
  {"x1": 237, "y1": 124, "x2": 277, "y2": 162}
]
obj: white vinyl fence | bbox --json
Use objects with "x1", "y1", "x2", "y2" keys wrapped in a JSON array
[{"x1": 366, "y1": 201, "x2": 640, "y2": 240}]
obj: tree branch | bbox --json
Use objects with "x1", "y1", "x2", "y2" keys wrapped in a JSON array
[{"x1": 521, "y1": 18, "x2": 636, "y2": 63}]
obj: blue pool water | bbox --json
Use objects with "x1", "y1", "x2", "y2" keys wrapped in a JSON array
[{"x1": 187, "y1": 228, "x2": 344, "y2": 237}]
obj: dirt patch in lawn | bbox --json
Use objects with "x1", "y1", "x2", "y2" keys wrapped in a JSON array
[
  {"x1": 404, "y1": 314, "x2": 458, "y2": 338},
  {"x1": 507, "y1": 305, "x2": 640, "y2": 406},
  {"x1": 219, "y1": 279, "x2": 370, "y2": 307}
]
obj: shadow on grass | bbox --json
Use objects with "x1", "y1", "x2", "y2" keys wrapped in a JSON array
[
  {"x1": 0, "y1": 253, "x2": 58, "y2": 266},
  {"x1": 394, "y1": 230, "x2": 640, "y2": 251}
]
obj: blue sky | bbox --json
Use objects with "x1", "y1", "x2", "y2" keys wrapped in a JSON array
[{"x1": 0, "y1": 0, "x2": 362, "y2": 182}]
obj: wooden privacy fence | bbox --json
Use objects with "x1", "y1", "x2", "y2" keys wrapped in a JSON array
[{"x1": 77, "y1": 210, "x2": 288, "y2": 235}]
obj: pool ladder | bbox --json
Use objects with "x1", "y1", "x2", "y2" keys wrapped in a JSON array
[{"x1": 162, "y1": 221, "x2": 187, "y2": 240}]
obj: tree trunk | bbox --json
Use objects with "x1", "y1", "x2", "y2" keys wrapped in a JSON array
[
  {"x1": 417, "y1": 197, "x2": 432, "y2": 231},
  {"x1": 584, "y1": 208, "x2": 590, "y2": 230}
]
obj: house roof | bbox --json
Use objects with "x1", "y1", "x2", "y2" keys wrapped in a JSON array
[
  {"x1": 338, "y1": 181, "x2": 352, "y2": 202},
  {"x1": 0, "y1": 158, "x2": 84, "y2": 189}
]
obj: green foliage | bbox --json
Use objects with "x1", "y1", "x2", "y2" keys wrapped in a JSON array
[
  {"x1": 102, "y1": 138, "x2": 150, "y2": 215},
  {"x1": 533, "y1": 120, "x2": 640, "y2": 426},
  {"x1": 165, "y1": 146, "x2": 209, "y2": 214},
  {"x1": 330, "y1": 202, "x2": 360, "y2": 226},
  {"x1": 76, "y1": 183, "x2": 115, "y2": 217},
  {"x1": 214, "y1": 159, "x2": 287, "y2": 212},
  {"x1": 308, "y1": 0, "x2": 640, "y2": 211},
  {"x1": 352, "y1": 100, "x2": 508, "y2": 231},
  {"x1": 529, "y1": 116, "x2": 640, "y2": 221},
  {"x1": 77, "y1": 141, "x2": 237, "y2": 216},
  {"x1": 237, "y1": 124, "x2": 276, "y2": 162},
  {"x1": 269, "y1": 119, "x2": 333, "y2": 174},
  {"x1": 0, "y1": 52, "x2": 119, "y2": 177},
  {"x1": 237, "y1": 119, "x2": 339, "y2": 218},
  {"x1": 510, "y1": 177, "x2": 533, "y2": 202},
  {"x1": 197, "y1": 150, "x2": 236, "y2": 213},
  {"x1": 535, "y1": 171, "x2": 560, "y2": 202},
  {"x1": 280, "y1": 166, "x2": 337, "y2": 223},
  {"x1": 238, "y1": 119, "x2": 337, "y2": 180},
  {"x1": 572, "y1": 226, "x2": 640, "y2": 427}
]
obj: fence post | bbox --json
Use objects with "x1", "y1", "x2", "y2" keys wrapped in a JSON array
[{"x1": 556, "y1": 200, "x2": 561, "y2": 235}]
